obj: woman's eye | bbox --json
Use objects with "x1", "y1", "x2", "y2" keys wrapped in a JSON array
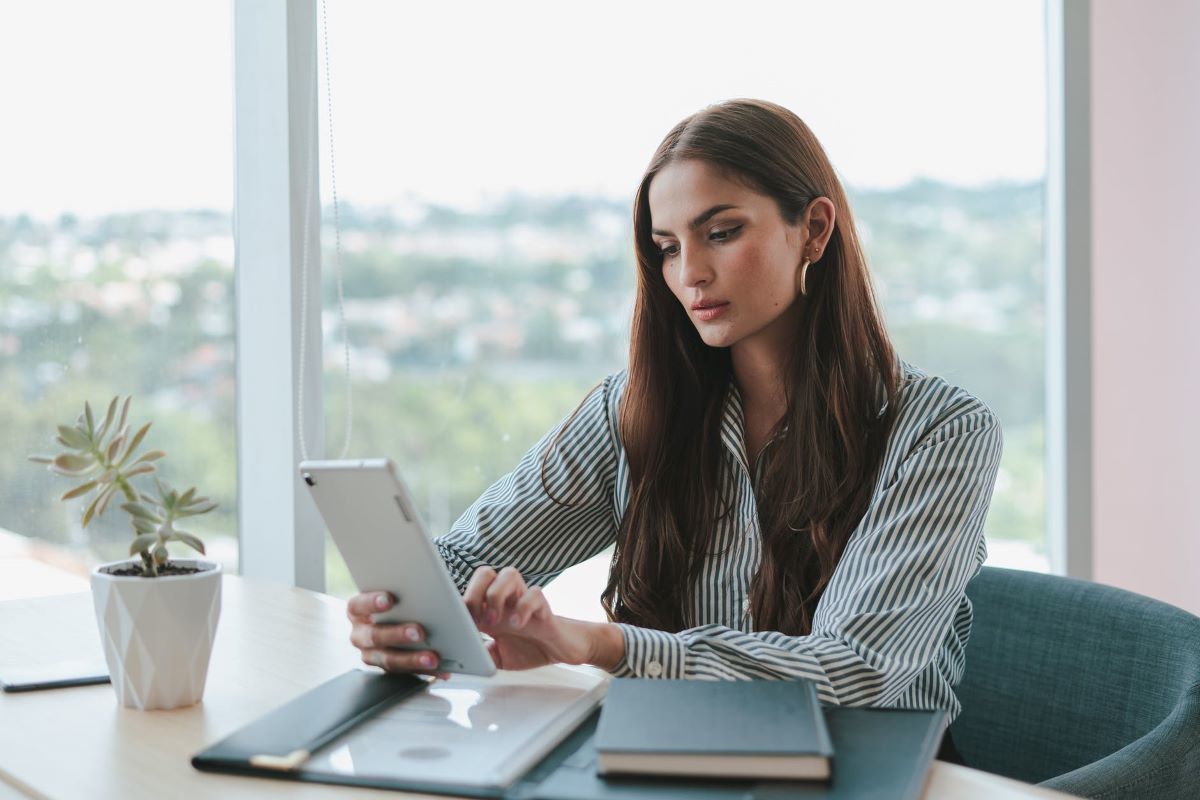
[
  {"x1": 710, "y1": 225, "x2": 742, "y2": 242},
  {"x1": 658, "y1": 243, "x2": 679, "y2": 257}
]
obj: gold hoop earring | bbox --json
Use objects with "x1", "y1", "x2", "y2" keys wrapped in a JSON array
[{"x1": 799, "y1": 258, "x2": 812, "y2": 296}]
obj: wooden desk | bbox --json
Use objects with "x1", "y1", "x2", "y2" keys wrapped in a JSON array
[{"x1": 0, "y1": 577, "x2": 1070, "y2": 800}]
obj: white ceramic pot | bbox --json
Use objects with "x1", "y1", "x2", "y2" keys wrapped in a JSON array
[{"x1": 90, "y1": 558, "x2": 222, "y2": 710}]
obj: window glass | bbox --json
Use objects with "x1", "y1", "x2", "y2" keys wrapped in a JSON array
[
  {"x1": 313, "y1": 0, "x2": 1049, "y2": 610},
  {"x1": 0, "y1": 2, "x2": 236, "y2": 600}
]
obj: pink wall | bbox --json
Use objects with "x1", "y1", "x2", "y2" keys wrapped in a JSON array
[{"x1": 1091, "y1": 1, "x2": 1200, "y2": 614}]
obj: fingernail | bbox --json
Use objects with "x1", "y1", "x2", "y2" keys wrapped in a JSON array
[
  {"x1": 421, "y1": 654, "x2": 436, "y2": 669},
  {"x1": 406, "y1": 627, "x2": 421, "y2": 642},
  {"x1": 375, "y1": 594, "x2": 390, "y2": 610},
  {"x1": 509, "y1": 615, "x2": 520, "y2": 627}
]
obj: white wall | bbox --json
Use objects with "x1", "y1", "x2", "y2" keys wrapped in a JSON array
[{"x1": 1090, "y1": 0, "x2": 1200, "y2": 614}]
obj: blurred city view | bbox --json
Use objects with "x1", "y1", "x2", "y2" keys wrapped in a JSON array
[{"x1": 1, "y1": 178, "x2": 1046, "y2": 598}]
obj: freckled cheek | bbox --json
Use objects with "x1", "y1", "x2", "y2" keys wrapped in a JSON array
[
  {"x1": 725, "y1": 241, "x2": 771, "y2": 277},
  {"x1": 723, "y1": 242, "x2": 771, "y2": 293},
  {"x1": 725, "y1": 242, "x2": 793, "y2": 311},
  {"x1": 663, "y1": 268, "x2": 687, "y2": 304}
]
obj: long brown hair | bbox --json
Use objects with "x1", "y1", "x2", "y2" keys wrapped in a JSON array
[{"x1": 603, "y1": 99, "x2": 900, "y2": 636}]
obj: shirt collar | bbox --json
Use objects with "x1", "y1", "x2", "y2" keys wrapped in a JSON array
[{"x1": 719, "y1": 380, "x2": 750, "y2": 474}]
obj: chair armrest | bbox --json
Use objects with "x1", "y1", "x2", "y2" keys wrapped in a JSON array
[{"x1": 1040, "y1": 682, "x2": 1200, "y2": 799}]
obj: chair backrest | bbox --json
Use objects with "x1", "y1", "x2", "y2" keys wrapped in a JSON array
[{"x1": 951, "y1": 566, "x2": 1200, "y2": 785}]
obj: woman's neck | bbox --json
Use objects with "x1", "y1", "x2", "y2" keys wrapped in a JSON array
[
  {"x1": 730, "y1": 302, "x2": 802, "y2": 420},
  {"x1": 732, "y1": 342, "x2": 789, "y2": 467},
  {"x1": 732, "y1": 345, "x2": 786, "y2": 416},
  {"x1": 730, "y1": 300, "x2": 805, "y2": 464}
]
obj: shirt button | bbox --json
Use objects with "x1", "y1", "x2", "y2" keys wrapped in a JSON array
[
  {"x1": 646, "y1": 660, "x2": 663, "y2": 678},
  {"x1": 742, "y1": 597, "x2": 750, "y2": 611}
]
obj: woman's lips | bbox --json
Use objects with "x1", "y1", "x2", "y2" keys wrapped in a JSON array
[{"x1": 692, "y1": 302, "x2": 729, "y2": 321}]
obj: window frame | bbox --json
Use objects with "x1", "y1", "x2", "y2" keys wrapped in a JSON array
[
  {"x1": 230, "y1": 0, "x2": 1086, "y2": 589},
  {"x1": 233, "y1": 0, "x2": 326, "y2": 590}
]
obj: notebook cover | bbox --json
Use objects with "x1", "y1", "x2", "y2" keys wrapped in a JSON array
[
  {"x1": 525, "y1": 707, "x2": 947, "y2": 800},
  {"x1": 594, "y1": 678, "x2": 833, "y2": 762},
  {"x1": 192, "y1": 670, "x2": 425, "y2": 772}
]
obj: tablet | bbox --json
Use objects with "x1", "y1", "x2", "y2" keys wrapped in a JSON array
[{"x1": 300, "y1": 458, "x2": 496, "y2": 677}]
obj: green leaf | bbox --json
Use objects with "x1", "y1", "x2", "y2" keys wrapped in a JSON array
[
  {"x1": 118, "y1": 422, "x2": 152, "y2": 467},
  {"x1": 61, "y1": 480, "x2": 98, "y2": 501},
  {"x1": 179, "y1": 487, "x2": 197, "y2": 506},
  {"x1": 117, "y1": 397, "x2": 132, "y2": 435},
  {"x1": 105, "y1": 435, "x2": 124, "y2": 463},
  {"x1": 123, "y1": 463, "x2": 156, "y2": 479},
  {"x1": 27, "y1": 454, "x2": 54, "y2": 464},
  {"x1": 120, "y1": 502, "x2": 159, "y2": 522},
  {"x1": 131, "y1": 450, "x2": 166, "y2": 466},
  {"x1": 132, "y1": 519, "x2": 155, "y2": 535},
  {"x1": 51, "y1": 453, "x2": 95, "y2": 476},
  {"x1": 178, "y1": 500, "x2": 218, "y2": 517},
  {"x1": 84, "y1": 401, "x2": 94, "y2": 435},
  {"x1": 152, "y1": 544, "x2": 169, "y2": 565},
  {"x1": 96, "y1": 485, "x2": 116, "y2": 518},
  {"x1": 81, "y1": 493, "x2": 102, "y2": 528},
  {"x1": 170, "y1": 531, "x2": 206, "y2": 556},
  {"x1": 56, "y1": 425, "x2": 90, "y2": 450},
  {"x1": 129, "y1": 534, "x2": 158, "y2": 556},
  {"x1": 96, "y1": 397, "x2": 118, "y2": 442}
]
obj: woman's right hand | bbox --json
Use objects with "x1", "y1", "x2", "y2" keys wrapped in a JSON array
[{"x1": 347, "y1": 591, "x2": 441, "y2": 674}]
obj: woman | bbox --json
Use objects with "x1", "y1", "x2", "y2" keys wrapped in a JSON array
[{"x1": 347, "y1": 99, "x2": 1001, "y2": 762}]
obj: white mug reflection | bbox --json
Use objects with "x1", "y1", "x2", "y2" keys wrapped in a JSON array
[{"x1": 428, "y1": 687, "x2": 483, "y2": 729}]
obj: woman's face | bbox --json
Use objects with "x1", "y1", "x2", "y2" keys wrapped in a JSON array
[{"x1": 648, "y1": 159, "x2": 822, "y2": 352}]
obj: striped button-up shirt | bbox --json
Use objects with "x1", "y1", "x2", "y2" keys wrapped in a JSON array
[{"x1": 435, "y1": 362, "x2": 1003, "y2": 722}]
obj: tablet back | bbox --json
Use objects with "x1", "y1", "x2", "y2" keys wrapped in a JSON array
[{"x1": 300, "y1": 458, "x2": 496, "y2": 677}]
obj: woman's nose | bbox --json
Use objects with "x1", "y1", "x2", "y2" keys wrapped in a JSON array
[{"x1": 678, "y1": 248, "x2": 712, "y2": 287}]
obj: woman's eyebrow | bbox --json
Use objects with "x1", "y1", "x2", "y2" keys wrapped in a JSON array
[{"x1": 652, "y1": 204, "x2": 740, "y2": 237}]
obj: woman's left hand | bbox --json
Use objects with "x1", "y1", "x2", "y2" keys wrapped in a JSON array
[{"x1": 462, "y1": 566, "x2": 622, "y2": 671}]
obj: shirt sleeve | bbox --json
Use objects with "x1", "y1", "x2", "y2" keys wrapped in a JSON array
[
  {"x1": 610, "y1": 396, "x2": 1003, "y2": 708},
  {"x1": 434, "y1": 373, "x2": 624, "y2": 593}
]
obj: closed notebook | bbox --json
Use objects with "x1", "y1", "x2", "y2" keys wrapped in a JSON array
[{"x1": 594, "y1": 678, "x2": 833, "y2": 780}]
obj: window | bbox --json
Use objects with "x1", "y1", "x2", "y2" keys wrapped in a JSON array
[
  {"x1": 313, "y1": 0, "x2": 1049, "y2": 613},
  {"x1": 0, "y1": 2, "x2": 236, "y2": 600}
]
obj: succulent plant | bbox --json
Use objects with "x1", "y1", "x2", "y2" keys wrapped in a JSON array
[{"x1": 29, "y1": 396, "x2": 216, "y2": 577}]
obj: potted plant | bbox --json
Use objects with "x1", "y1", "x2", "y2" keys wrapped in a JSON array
[{"x1": 29, "y1": 396, "x2": 223, "y2": 711}]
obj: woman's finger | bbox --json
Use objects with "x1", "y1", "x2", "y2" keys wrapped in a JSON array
[
  {"x1": 463, "y1": 566, "x2": 497, "y2": 621},
  {"x1": 484, "y1": 567, "x2": 526, "y2": 624},
  {"x1": 346, "y1": 591, "x2": 394, "y2": 622},
  {"x1": 463, "y1": 566, "x2": 498, "y2": 621},
  {"x1": 349, "y1": 622, "x2": 426, "y2": 650},
  {"x1": 361, "y1": 647, "x2": 440, "y2": 673},
  {"x1": 510, "y1": 585, "x2": 547, "y2": 628}
]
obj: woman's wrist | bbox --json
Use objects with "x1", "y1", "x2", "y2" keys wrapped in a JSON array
[{"x1": 581, "y1": 621, "x2": 625, "y2": 671}]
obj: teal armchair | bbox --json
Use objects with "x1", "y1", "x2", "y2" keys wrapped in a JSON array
[{"x1": 950, "y1": 566, "x2": 1200, "y2": 798}]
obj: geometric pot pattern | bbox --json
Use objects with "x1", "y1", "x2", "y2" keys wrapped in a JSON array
[{"x1": 90, "y1": 558, "x2": 222, "y2": 711}]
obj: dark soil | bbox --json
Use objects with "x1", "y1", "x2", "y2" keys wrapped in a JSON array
[{"x1": 105, "y1": 563, "x2": 208, "y2": 578}]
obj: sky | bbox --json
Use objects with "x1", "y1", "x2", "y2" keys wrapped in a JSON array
[{"x1": 0, "y1": 0, "x2": 1046, "y2": 218}]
